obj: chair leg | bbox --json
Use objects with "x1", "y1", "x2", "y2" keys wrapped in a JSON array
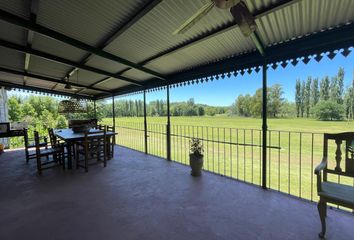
[
  {"x1": 62, "y1": 152, "x2": 65, "y2": 170},
  {"x1": 36, "y1": 156, "x2": 42, "y2": 175},
  {"x1": 25, "y1": 149, "x2": 29, "y2": 163},
  {"x1": 317, "y1": 200, "x2": 327, "y2": 239},
  {"x1": 85, "y1": 152, "x2": 88, "y2": 172}
]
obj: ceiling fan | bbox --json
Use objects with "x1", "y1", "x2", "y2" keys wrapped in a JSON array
[
  {"x1": 173, "y1": 0, "x2": 263, "y2": 53},
  {"x1": 63, "y1": 70, "x2": 82, "y2": 92}
]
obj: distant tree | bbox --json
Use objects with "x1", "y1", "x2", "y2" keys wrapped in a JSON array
[
  {"x1": 268, "y1": 84, "x2": 284, "y2": 117},
  {"x1": 311, "y1": 78, "x2": 320, "y2": 107},
  {"x1": 56, "y1": 115, "x2": 67, "y2": 129},
  {"x1": 295, "y1": 79, "x2": 301, "y2": 117},
  {"x1": 8, "y1": 96, "x2": 22, "y2": 121},
  {"x1": 337, "y1": 67, "x2": 345, "y2": 104},
  {"x1": 304, "y1": 77, "x2": 311, "y2": 117},
  {"x1": 312, "y1": 101, "x2": 344, "y2": 121},
  {"x1": 300, "y1": 81, "x2": 306, "y2": 117},
  {"x1": 320, "y1": 76, "x2": 330, "y2": 101},
  {"x1": 197, "y1": 106, "x2": 205, "y2": 116}
]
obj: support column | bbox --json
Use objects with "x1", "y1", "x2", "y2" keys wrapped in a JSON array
[
  {"x1": 93, "y1": 100, "x2": 97, "y2": 119},
  {"x1": 166, "y1": 84, "x2": 171, "y2": 161},
  {"x1": 112, "y1": 95, "x2": 116, "y2": 129},
  {"x1": 262, "y1": 61, "x2": 268, "y2": 189},
  {"x1": 143, "y1": 90, "x2": 148, "y2": 154}
]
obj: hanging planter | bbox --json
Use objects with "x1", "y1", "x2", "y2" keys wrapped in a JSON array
[
  {"x1": 58, "y1": 98, "x2": 87, "y2": 114},
  {"x1": 58, "y1": 70, "x2": 87, "y2": 114}
]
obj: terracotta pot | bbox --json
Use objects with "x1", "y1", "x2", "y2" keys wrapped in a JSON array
[{"x1": 189, "y1": 154, "x2": 203, "y2": 177}]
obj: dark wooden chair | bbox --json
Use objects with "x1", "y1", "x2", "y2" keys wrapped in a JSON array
[
  {"x1": 48, "y1": 128, "x2": 74, "y2": 162},
  {"x1": 106, "y1": 125, "x2": 115, "y2": 159},
  {"x1": 96, "y1": 124, "x2": 115, "y2": 159},
  {"x1": 24, "y1": 128, "x2": 48, "y2": 163},
  {"x1": 34, "y1": 131, "x2": 65, "y2": 175},
  {"x1": 76, "y1": 128, "x2": 107, "y2": 172},
  {"x1": 315, "y1": 132, "x2": 354, "y2": 239}
]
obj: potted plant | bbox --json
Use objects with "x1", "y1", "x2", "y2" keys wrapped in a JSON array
[{"x1": 189, "y1": 138, "x2": 204, "y2": 176}]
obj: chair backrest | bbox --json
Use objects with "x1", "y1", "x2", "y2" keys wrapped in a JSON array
[
  {"x1": 106, "y1": 125, "x2": 115, "y2": 133},
  {"x1": 48, "y1": 128, "x2": 57, "y2": 146},
  {"x1": 323, "y1": 132, "x2": 354, "y2": 178},
  {"x1": 96, "y1": 124, "x2": 104, "y2": 130},
  {"x1": 33, "y1": 131, "x2": 41, "y2": 156},
  {"x1": 83, "y1": 128, "x2": 107, "y2": 152}
]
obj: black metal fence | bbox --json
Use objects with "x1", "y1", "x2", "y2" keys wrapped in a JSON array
[{"x1": 115, "y1": 122, "x2": 352, "y2": 205}]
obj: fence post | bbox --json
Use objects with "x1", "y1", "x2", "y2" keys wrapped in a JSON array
[
  {"x1": 143, "y1": 90, "x2": 148, "y2": 154},
  {"x1": 262, "y1": 61, "x2": 268, "y2": 189},
  {"x1": 112, "y1": 95, "x2": 116, "y2": 129},
  {"x1": 166, "y1": 84, "x2": 171, "y2": 161}
]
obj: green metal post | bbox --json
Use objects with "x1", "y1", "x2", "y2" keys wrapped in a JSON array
[
  {"x1": 112, "y1": 95, "x2": 116, "y2": 129},
  {"x1": 166, "y1": 85, "x2": 171, "y2": 161},
  {"x1": 143, "y1": 90, "x2": 148, "y2": 154},
  {"x1": 262, "y1": 61, "x2": 268, "y2": 189}
]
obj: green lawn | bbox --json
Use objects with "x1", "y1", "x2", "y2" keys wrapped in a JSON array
[
  {"x1": 101, "y1": 116, "x2": 354, "y2": 205},
  {"x1": 102, "y1": 116, "x2": 354, "y2": 133}
]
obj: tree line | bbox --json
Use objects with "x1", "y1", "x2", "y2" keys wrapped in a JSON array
[
  {"x1": 295, "y1": 68, "x2": 354, "y2": 120},
  {"x1": 107, "y1": 98, "x2": 228, "y2": 117},
  {"x1": 230, "y1": 67, "x2": 354, "y2": 120}
]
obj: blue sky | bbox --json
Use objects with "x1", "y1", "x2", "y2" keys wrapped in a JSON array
[
  {"x1": 122, "y1": 51, "x2": 354, "y2": 106},
  {"x1": 9, "y1": 51, "x2": 353, "y2": 106}
]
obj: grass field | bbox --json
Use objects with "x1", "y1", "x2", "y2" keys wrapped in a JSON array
[
  {"x1": 101, "y1": 116, "x2": 354, "y2": 205},
  {"x1": 102, "y1": 116, "x2": 354, "y2": 133}
]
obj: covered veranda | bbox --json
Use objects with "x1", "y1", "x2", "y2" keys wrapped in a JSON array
[
  {"x1": 1, "y1": 146, "x2": 354, "y2": 240},
  {"x1": 0, "y1": 0, "x2": 354, "y2": 239}
]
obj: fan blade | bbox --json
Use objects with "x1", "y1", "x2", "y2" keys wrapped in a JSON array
[{"x1": 173, "y1": 1, "x2": 215, "y2": 35}]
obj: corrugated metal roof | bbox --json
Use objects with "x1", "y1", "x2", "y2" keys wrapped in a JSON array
[
  {"x1": 256, "y1": 0, "x2": 354, "y2": 46},
  {"x1": 28, "y1": 56, "x2": 71, "y2": 79},
  {"x1": 0, "y1": 21, "x2": 26, "y2": 45},
  {"x1": 0, "y1": 48, "x2": 24, "y2": 70},
  {"x1": 0, "y1": 0, "x2": 29, "y2": 19},
  {"x1": 36, "y1": 0, "x2": 150, "y2": 46},
  {"x1": 0, "y1": 0, "x2": 353, "y2": 98},
  {"x1": 103, "y1": 0, "x2": 236, "y2": 64},
  {"x1": 31, "y1": 34, "x2": 88, "y2": 63},
  {"x1": 96, "y1": 78, "x2": 133, "y2": 90},
  {"x1": 0, "y1": 71, "x2": 24, "y2": 85}
]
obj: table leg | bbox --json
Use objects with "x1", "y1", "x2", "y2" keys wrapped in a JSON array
[{"x1": 67, "y1": 143, "x2": 72, "y2": 169}]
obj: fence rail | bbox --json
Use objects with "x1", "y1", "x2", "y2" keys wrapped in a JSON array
[{"x1": 115, "y1": 121, "x2": 353, "y2": 206}]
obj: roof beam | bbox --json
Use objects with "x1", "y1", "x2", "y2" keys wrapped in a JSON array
[
  {"x1": 0, "y1": 8, "x2": 166, "y2": 80},
  {"x1": 0, "y1": 79, "x2": 93, "y2": 99},
  {"x1": 90, "y1": 0, "x2": 299, "y2": 87},
  {"x1": 0, "y1": 39, "x2": 143, "y2": 86},
  {"x1": 0, "y1": 67, "x2": 112, "y2": 94},
  {"x1": 71, "y1": 0, "x2": 162, "y2": 94},
  {"x1": 24, "y1": 0, "x2": 39, "y2": 85}
]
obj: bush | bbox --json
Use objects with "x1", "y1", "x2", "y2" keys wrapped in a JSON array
[{"x1": 311, "y1": 101, "x2": 344, "y2": 121}]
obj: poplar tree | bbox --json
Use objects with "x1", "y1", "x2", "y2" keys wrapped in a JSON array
[
  {"x1": 311, "y1": 78, "x2": 320, "y2": 107},
  {"x1": 295, "y1": 79, "x2": 301, "y2": 117},
  {"x1": 320, "y1": 76, "x2": 330, "y2": 101},
  {"x1": 305, "y1": 77, "x2": 311, "y2": 117}
]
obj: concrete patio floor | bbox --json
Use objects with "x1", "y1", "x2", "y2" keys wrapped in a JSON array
[{"x1": 0, "y1": 146, "x2": 353, "y2": 240}]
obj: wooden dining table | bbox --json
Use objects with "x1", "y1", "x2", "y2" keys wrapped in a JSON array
[{"x1": 54, "y1": 128, "x2": 116, "y2": 169}]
